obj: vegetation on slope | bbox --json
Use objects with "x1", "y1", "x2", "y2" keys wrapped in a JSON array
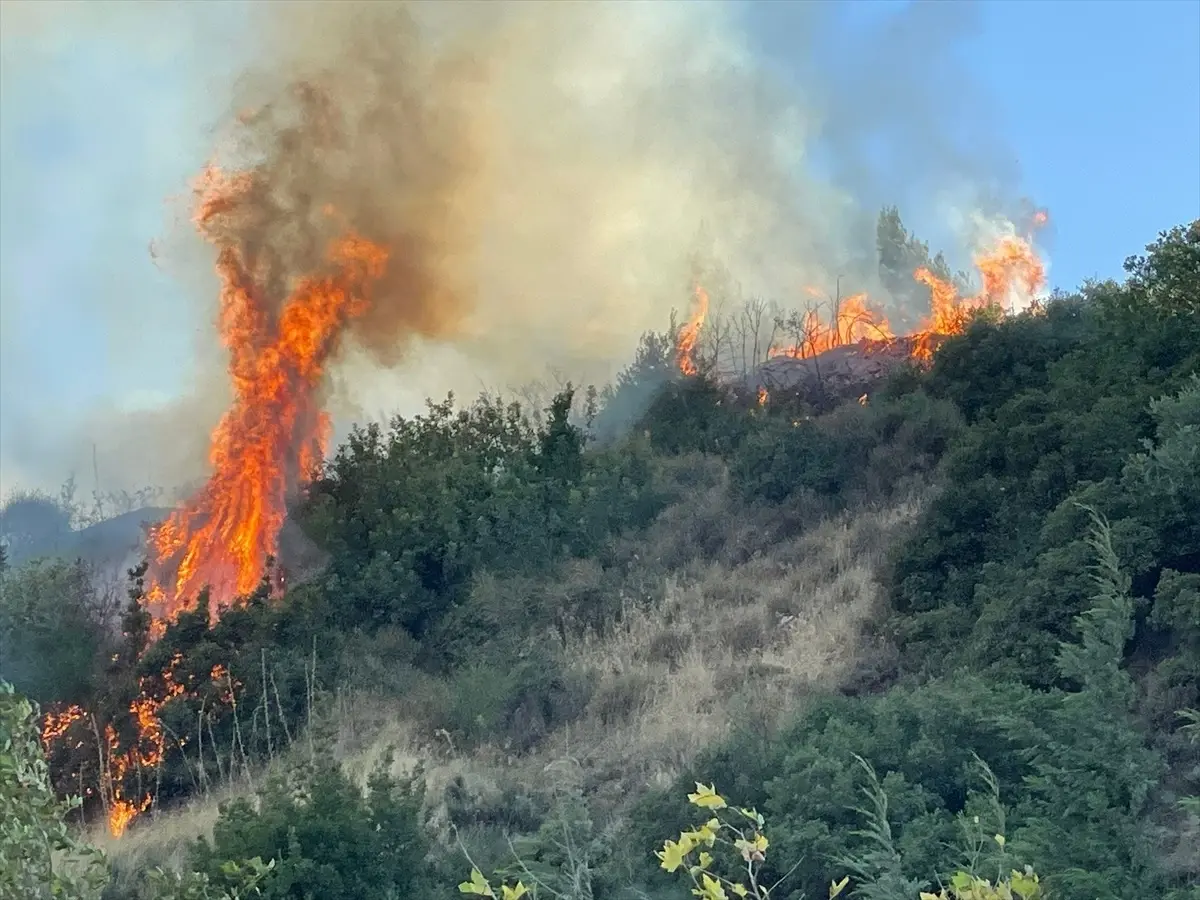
[{"x1": 2, "y1": 217, "x2": 1198, "y2": 899}]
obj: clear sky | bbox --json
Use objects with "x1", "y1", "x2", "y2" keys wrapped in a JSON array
[
  {"x1": 0, "y1": 0, "x2": 1198, "y2": 494},
  {"x1": 969, "y1": 0, "x2": 1200, "y2": 285}
]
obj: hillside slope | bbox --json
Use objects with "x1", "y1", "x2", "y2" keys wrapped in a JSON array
[{"x1": 3, "y1": 221, "x2": 1199, "y2": 900}]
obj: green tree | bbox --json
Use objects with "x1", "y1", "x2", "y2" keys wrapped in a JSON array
[
  {"x1": 0, "y1": 681, "x2": 108, "y2": 900},
  {"x1": 1121, "y1": 220, "x2": 1200, "y2": 319},
  {"x1": 876, "y1": 206, "x2": 968, "y2": 324},
  {"x1": 0, "y1": 558, "x2": 116, "y2": 704}
]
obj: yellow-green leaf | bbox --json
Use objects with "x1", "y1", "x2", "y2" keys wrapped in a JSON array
[
  {"x1": 696, "y1": 873, "x2": 728, "y2": 900},
  {"x1": 1010, "y1": 870, "x2": 1041, "y2": 899},
  {"x1": 830, "y1": 875, "x2": 850, "y2": 898},
  {"x1": 501, "y1": 884, "x2": 529, "y2": 900},
  {"x1": 657, "y1": 839, "x2": 688, "y2": 873},
  {"x1": 458, "y1": 868, "x2": 495, "y2": 897},
  {"x1": 688, "y1": 783, "x2": 728, "y2": 809}
]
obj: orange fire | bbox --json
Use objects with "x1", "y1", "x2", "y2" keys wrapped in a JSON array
[
  {"x1": 974, "y1": 234, "x2": 1047, "y2": 308},
  {"x1": 908, "y1": 230, "x2": 1046, "y2": 361},
  {"x1": 145, "y1": 166, "x2": 388, "y2": 624},
  {"x1": 763, "y1": 219, "x2": 1046, "y2": 368},
  {"x1": 39, "y1": 654, "x2": 228, "y2": 837},
  {"x1": 769, "y1": 292, "x2": 895, "y2": 360},
  {"x1": 676, "y1": 284, "x2": 710, "y2": 375},
  {"x1": 40, "y1": 703, "x2": 87, "y2": 750},
  {"x1": 102, "y1": 657, "x2": 187, "y2": 836}
]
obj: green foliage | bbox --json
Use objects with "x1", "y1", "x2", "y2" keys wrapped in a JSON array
[
  {"x1": 0, "y1": 558, "x2": 117, "y2": 704},
  {"x1": 729, "y1": 391, "x2": 961, "y2": 506},
  {"x1": 134, "y1": 860, "x2": 274, "y2": 900},
  {"x1": 638, "y1": 775, "x2": 1041, "y2": 900},
  {"x1": 890, "y1": 226, "x2": 1200, "y2": 688},
  {"x1": 876, "y1": 207, "x2": 969, "y2": 326},
  {"x1": 590, "y1": 329, "x2": 677, "y2": 446},
  {"x1": 0, "y1": 680, "x2": 109, "y2": 900},
  {"x1": 302, "y1": 389, "x2": 666, "y2": 644},
  {"x1": 1121, "y1": 221, "x2": 1200, "y2": 319},
  {"x1": 433, "y1": 643, "x2": 590, "y2": 752},
  {"x1": 190, "y1": 755, "x2": 432, "y2": 900},
  {"x1": 630, "y1": 515, "x2": 1177, "y2": 899},
  {"x1": 456, "y1": 767, "x2": 622, "y2": 900},
  {"x1": 637, "y1": 375, "x2": 750, "y2": 458},
  {"x1": 1054, "y1": 507, "x2": 1136, "y2": 700}
]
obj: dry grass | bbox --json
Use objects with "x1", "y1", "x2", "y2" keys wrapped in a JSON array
[
  {"x1": 554, "y1": 496, "x2": 920, "y2": 795},
  {"x1": 91, "y1": 789, "x2": 227, "y2": 890},
  {"x1": 97, "y1": 479, "x2": 924, "y2": 876}
]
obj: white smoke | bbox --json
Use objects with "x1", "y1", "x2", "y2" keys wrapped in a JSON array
[{"x1": 1, "y1": 0, "x2": 1029, "y2": 499}]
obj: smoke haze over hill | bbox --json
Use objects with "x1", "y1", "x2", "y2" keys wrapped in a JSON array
[{"x1": 1, "y1": 0, "x2": 1029, "y2": 499}]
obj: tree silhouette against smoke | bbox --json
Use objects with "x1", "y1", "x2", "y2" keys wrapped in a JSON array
[{"x1": 876, "y1": 206, "x2": 970, "y2": 328}]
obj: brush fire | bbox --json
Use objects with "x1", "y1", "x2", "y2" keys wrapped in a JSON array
[
  {"x1": 34, "y1": 131, "x2": 1048, "y2": 839},
  {"x1": 144, "y1": 166, "x2": 389, "y2": 627},
  {"x1": 37, "y1": 158, "x2": 390, "y2": 837},
  {"x1": 11, "y1": 0, "x2": 1063, "y2": 845},
  {"x1": 38, "y1": 208, "x2": 1048, "y2": 839},
  {"x1": 676, "y1": 214, "x2": 1048, "y2": 377}
]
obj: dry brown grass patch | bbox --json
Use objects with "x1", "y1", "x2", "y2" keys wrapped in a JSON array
[{"x1": 558, "y1": 494, "x2": 922, "y2": 796}]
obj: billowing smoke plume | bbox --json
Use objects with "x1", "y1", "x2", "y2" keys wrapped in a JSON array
[{"x1": 1, "y1": 0, "x2": 1023, "y2": 499}]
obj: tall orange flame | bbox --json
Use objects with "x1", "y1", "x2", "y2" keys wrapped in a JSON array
[
  {"x1": 145, "y1": 166, "x2": 388, "y2": 624},
  {"x1": 676, "y1": 284, "x2": 710, "y2": 375}
]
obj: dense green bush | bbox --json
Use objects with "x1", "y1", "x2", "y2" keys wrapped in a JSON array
[
  {"x1": 432, "y1": 642, "x2": 591, "y2": 752},
  {"x1": 301, "y1": 389, "x2": 667, "y2": 647},
  {"x1": 729, "y1": 390, "x2": 962, "y2": 506},
  {"x1": 889, "y1": 225, "x2": 1200, "y2": 690},
  {"x1": 189, "y1": 756, "x2": 432, "y2": 900},
  {"x1": 0, "y1": 558, "x2": 118, "y2": 705}
]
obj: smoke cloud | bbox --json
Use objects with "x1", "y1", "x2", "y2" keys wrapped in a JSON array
[{"x1": 1, "y1": 0, "x2": 1020, "y2": 500}]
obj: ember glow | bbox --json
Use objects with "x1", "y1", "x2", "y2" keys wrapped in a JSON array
[{"x1": 145, "y1": 166, "x2": 389, "y2": 624}]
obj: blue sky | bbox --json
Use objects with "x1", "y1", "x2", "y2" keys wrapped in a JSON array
[
  {"x1": 1, "y1": 0, "x2": 1197, "y2": 493},
  {"x1": 742, "y1": 0, "x2": 1200, "y2": 288},
  {"x1": 968, "y1": 0, "x2": 1200, "y2": 285}
]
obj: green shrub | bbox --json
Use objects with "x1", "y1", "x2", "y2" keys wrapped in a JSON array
[
  {"x1": 0, "y1": 558, "x2": 116, "y2": 704},
  {"x1": 190, "y1": 755, "x2": 431, "y2": 900},
  {"x1": 435, "y1": 644, "x2": 590, "y2": 752},
  {"x1": 0, "y1": 681, "x2": 109, "y2": 900}
]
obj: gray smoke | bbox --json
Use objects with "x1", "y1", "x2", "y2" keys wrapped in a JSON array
[{"x1": 0, "y1": 0, "x2": 1020, "y2": 500}]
